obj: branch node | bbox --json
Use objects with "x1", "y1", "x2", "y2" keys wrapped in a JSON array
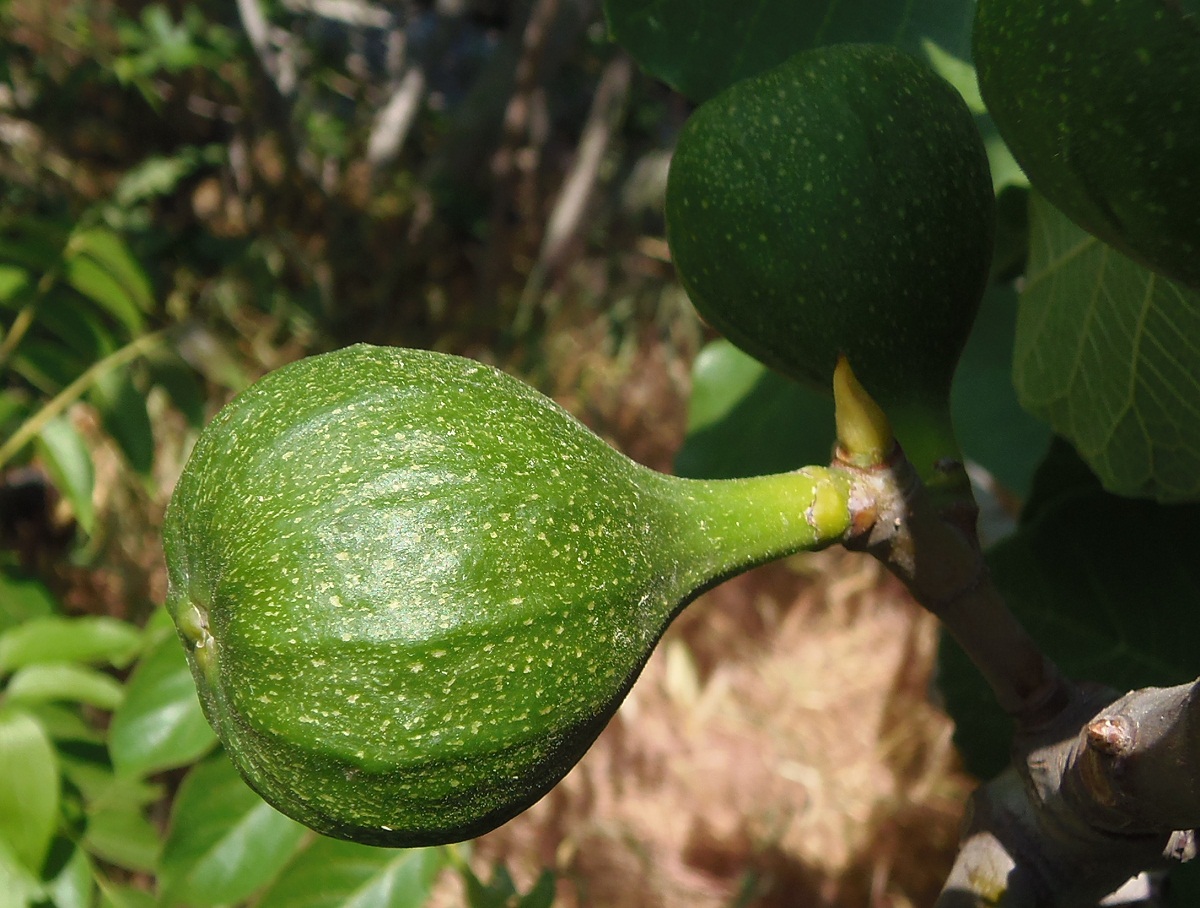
[
  {"x1": 1165, "y1": 829, "x2": 1198, "y2": 863},
  {"x1": 1085, "y1": 715, "x2": 1136, "y2": 758}
]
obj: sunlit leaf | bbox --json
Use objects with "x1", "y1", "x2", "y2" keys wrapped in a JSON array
[
  {"x1": 45, "y1": 844, "x2": 94, "y2": 908},
  {"x1": 4, "y1": 663, "x2": 125, "y2": 710},
  {"x1": 62, "y1": 256, "x2": 144, "y2": 335},
  {"x1": 0, "y1": 264, "x2": 32, "y2": 304},
  {"x1": 1013, "y1": 195, "x2": 1200, "y2": 502},
  {"x1": 67, "y1": 228, "x2": 154, "y2": 315},
  {"x1": 604, "y1": 0, "x2": 974, "y2": 102},
  {"x1": 159, "y1": 751, "x2": 308, "y2": 907},
  {"x1": 0, "y1": 836, "x2": 44, "y2": 908},
  {"x1": 0, "y1": 707, "x2": 60, "y2": 872},
  {"x1": 108, "y1": 631, "x2": 216, "y2": 778},
  {"x1": 83, "y1": 802, "x2": 161, "y2": 873},
  {"x1": 34, "y1": 417, "x2": 95, "y2": 535},
  {"x1": 462, "y1": 862, "x2": 556, "y2": 908},
  {"x1": 257, "y1": 837, "x2": 448, "y2": 908},
  {"x1": 0, "y1": 616, "x2": 142, "y2": 674}
]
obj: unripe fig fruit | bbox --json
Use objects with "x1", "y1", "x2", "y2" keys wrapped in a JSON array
[
  {"x1": 164, "y1": 344, "x2": 851, "y2": 847},
  {"x1": 666, "y1": 44, "x2": 994, "y2": 474},
  {"x1": 975, "y1": 0, "x2": 1200, "y2": 290}
]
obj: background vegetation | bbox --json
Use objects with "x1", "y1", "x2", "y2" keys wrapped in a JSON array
[{"x1": 4, "y1": 0, "x2": 1198, "y2": 905}]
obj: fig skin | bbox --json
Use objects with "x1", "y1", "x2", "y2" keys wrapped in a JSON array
[{"x1": 974, "y1": 0, "x2": 1200, "y2": 290}]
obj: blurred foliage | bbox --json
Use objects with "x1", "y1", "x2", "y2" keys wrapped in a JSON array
[
  {"x1": 2, "y1": 0, "x2": 685, "y2": 904},
  {"x1": 4, "y1": 0, "x2": 1199, "y2": 904}
]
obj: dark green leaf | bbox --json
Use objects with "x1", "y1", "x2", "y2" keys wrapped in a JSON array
[
  {"x1": 34, "y1": 417, "x2": 95, "y2": 535},
  {"x1": 604, "y1": 0, "x2": 975, "y2": 102},
  {"x1": 950, "y1": 285, "x2": 1051, "y2": 500},
  {"x1": 36, "y1": 290, "x2": 122, "y2": 366},
  {"x1": 258, "y1": 837, "x2": 448, "y2": 908},
  {"x1": 108, "y1": 630, "x2": 216, "y2": 778},
  {"x1": 4, "y1": 663, "x2": 124, "y2": 710},
  {"x1": 159, "y1": 751, "x2": 308, "y2": 907},
  {"x1": 0, "y1": 707, "x2": 60, "y2": 872},
  {"x1": 58, "y1": 747, "x2": 161, "y2": 813},
  {"x1": 1013, "y1": 195, "x2": 1200, "y2": 502},
  {"x1": 90, "y1": 368, "x2": 154, "y2": 475},
  {"x1": 462, "y1": 863, "x2": 556, "y2": 908},
  {"x1": 674, "y1": 340, "x2": 834, "y2": 480},
  {"x1": 0, "y1": 216, "x2": 66, "y2": 273},
  {"x1": 940, "y1": 440, "x2": 1200, "y2": 779},
  {"x1": 20, "y1": 703, "x2": 101, "y2": 744},
  {"x1": 0, "y1": 616, "x2": 142, "y2": 675}
]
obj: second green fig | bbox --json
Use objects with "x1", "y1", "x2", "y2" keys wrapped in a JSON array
[{"x1": 666, "y1": 44, "x2": 995, "y2": 473}]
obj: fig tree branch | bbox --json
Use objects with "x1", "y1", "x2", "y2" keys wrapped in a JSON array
[{"x1": 829, "y1": 360, "x2": 1197, "y2": 904}]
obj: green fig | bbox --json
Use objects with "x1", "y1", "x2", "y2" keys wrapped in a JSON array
[
  {"x1": 163, "y1": 344, "x2": 851, "y2": 847},
  {"x1": 665, "y1": 43, "x2": 995, "y2": 475},
  {"x1": 974, "y1": 0, "x2": 1200, "y2": 290}
]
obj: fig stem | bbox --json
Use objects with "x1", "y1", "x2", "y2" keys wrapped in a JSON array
[
  {"x1": 833, "y1": 356, "x2": 895, "y2": 467},
  {"x1": 836, "y1": 425, "x2": 1066, "y2": 724}
]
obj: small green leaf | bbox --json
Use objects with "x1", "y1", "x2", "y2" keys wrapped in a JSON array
[
  {"x1": 258, "y1": 837, "x2": 448, "y2": 908},
  {"x1": 34, "y1": 417, "x2": 95, "y2": 535},
  {"x1": 674, "y1": 340, "x2": 834, "y2": 480},
  {"x1": 90, "y1": 368, "x2": 154, "y2": 475},
  {"x1": 4, "y1": 663, "x2": 125, "y2": 710},
  {"x1": 62, "y1": 256, "x2": 144, "y2": 335},
  {"x1": 0, "y1": 835, "x2": 45, "y2": 908},
  {"x1": 58, "y1": 745, "x2": 161, "y2": 812},
  {"x1": 0, "y1": 264, "x2": 32, "y2": 304},
  {"x1": 83, "y1": 802, "x2": 161, "y2": 873},
  {"x1": 66, "y1": 227, "x2": 154, "y2": 320},
  {"x1": 45, "y1": 844, "x2": 94, "y2": 908},
  {"x1": 97, "y1": 881, "x2": 156, "y2": 908},
  {"x1": 0, "y1": 616, "x2": 142, "y2": 675},
  {"x1": 108, "y1": 631, "x2": 216, "y2": 777},
  {"x1": 604, "y1": 0, "x2": 975, "y2": 102},
  {"x1": 0, "y1": 707, "x2": 60, "y2": 872},
  {"x1": 0, "y1": 566, "x2": 58, "y2": 634},
  {"x1": 159, "y1": 751, "x2": 308, "y2": 907},
  {"x1": 1013, "y1": 195, "x2": 1200, "y2": 502}
]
